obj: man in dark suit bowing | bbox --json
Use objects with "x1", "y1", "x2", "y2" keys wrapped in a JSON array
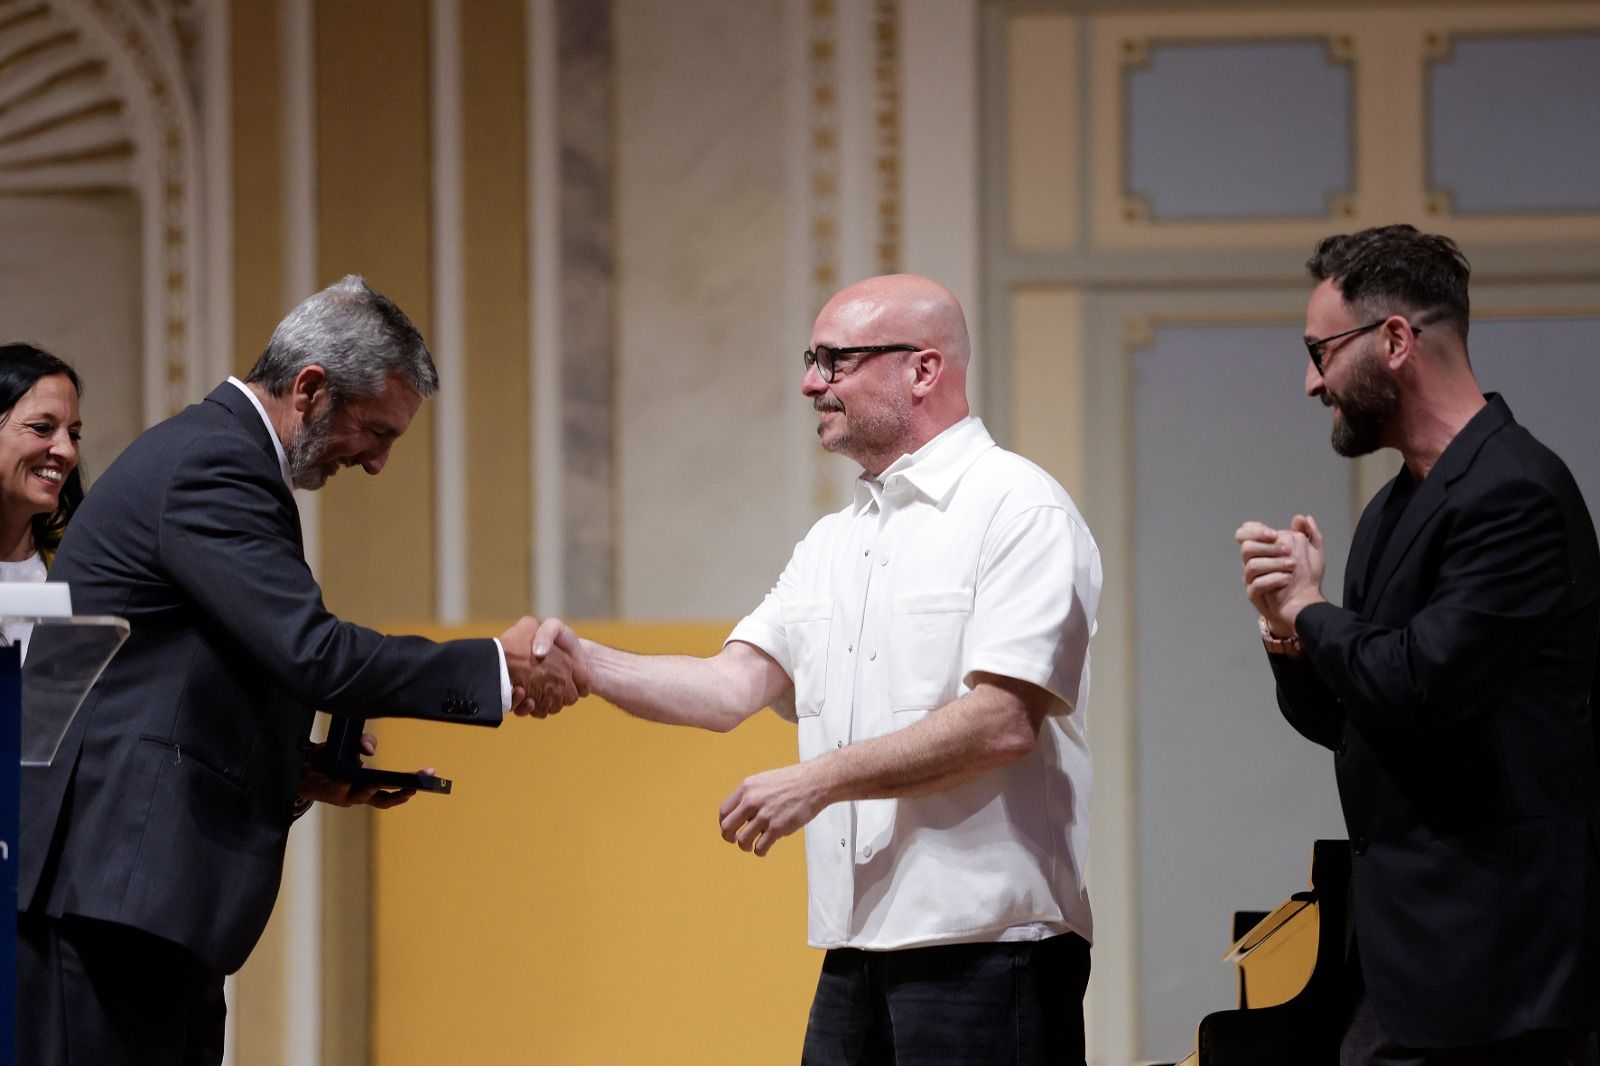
[
  {"x1": 1236, "y1": 225, "x2": 1600, "y2": 1064},
  {"x1": 18, "y1": 275, "x2": 586, "y2": 1066}
]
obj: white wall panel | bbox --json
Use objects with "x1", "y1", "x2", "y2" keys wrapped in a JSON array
[{"x1": 1131, "y1": 322, "x2": 1351, "y2": 1060}]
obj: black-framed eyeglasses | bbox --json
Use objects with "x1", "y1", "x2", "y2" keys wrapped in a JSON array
[
  {"x1": 803, "y1": 344, "x2": 920, "y2": 383},
  {"x1": 1304, "y1": 318, "x2": 1421, "y2": 374}
]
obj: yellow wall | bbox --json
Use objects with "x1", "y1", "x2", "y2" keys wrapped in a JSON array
[
  {"x1": 459, "y1": 0, "x2": 534, "y2": 618},
  {"x1": 315, "y1": 0, "x2": 438, "y2": 624},
  {"x1": 370, "y1": 622, "x2": 817, "y2": 1065}
]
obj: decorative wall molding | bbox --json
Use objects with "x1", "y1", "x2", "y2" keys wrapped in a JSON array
[
  {"x1": 0, "y1": 3, "x2": 135, "y2": 192},
  {"x1": 1119, "y1": 36, "x2": 1355, "y2": 224},
  {"x1": 1081, "y1": 4, "x2": 1600, "y2": 252},
  {"x1": 1424, "y1": 28, "x2": 1600, "y2": 218},
  {"x1": 803, "y1": 0, "x2": 904, "y2": 513},
  {"x1": 869, "y1": 0, "x2": 900, "y2": 276},
  {"x1": 49, "y1": 0, "x2": 203, "y2": 416},
  {"x1": 806, "y1": 0, "x2": 840, "y2": 316},
  {"x1": 1, "y1": 0, "x2": 207, "y2": 421}
]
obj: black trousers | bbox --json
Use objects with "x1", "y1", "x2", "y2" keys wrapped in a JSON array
[
  {"x1": 801, "y1": 933, "x2": 1090, "y2": 1066},
  {"x1": 17, "y1": 911, "x2": 226, "y2": 1066}
]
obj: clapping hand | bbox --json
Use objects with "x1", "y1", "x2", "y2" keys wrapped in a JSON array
[{"x1": 1235, "y1": 514, "x2": 1328, "y2": 635}]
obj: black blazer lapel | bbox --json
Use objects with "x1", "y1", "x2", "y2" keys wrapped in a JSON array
[
  {"x1": 1359, "y1": 396, "x2": 1514, "y2": 616},
  {"x1": 1360, "y1": 478, "x2": 1445, "y2": 617},
  {"x1": 203, "y1": 381, "x2": 304, "y2": 550},
  {"x1": 1344, "y1": 474, "x2": 1397, "y2": 614}
]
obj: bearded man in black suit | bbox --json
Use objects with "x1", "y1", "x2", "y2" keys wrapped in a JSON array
[
  {"x1": 1237, "y1": 225, "x2": 1600, "y2": 1065},
  {"x1": 19, "y1": 276, "x2": 585, "y2": 1065}
]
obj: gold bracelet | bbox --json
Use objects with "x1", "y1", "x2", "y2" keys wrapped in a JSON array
[{"x1": 1258, "y1": 615, "x2": 1304, "y2": 658}]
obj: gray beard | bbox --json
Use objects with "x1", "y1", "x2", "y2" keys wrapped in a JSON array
[
  {"x1": 816, "y1": 394, "x2": 912, "y2": 470},
  {"x1": 286, "y1": 407, "x2": 335, "y2": 490}
]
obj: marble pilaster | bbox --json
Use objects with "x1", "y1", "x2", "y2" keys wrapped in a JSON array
[
  {"x1": 614, "y1": 0, "x2": 799, "y2": 619},
  {"x1": 557, "y1": 0, "x2": 618, "y2": 617}
]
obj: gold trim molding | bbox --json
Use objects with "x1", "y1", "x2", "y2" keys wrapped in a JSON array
[
  {"x1": 1115, "y1": 33, "x2": 1356, "y2": 228},
  {"x1": 1084, "y1": 4, "x2": 1600, "y2": 252}
]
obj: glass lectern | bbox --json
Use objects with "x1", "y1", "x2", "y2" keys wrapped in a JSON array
[{"x1": 3, "y1": 590, "x2": 128, "y2": 1060}]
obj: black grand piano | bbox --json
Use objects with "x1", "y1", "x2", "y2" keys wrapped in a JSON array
[{"x1": 1166, "y1": 840, "x2": 1350, "y2": 1066}]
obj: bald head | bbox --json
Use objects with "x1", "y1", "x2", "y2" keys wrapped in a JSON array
[
  {"x1": 804, "y1": 274, "x2": 973, "y2": 475},
  {"x1": 816, "y1": 274, "x2": 972, "y2": 370}
]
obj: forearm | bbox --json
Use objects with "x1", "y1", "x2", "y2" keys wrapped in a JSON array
[
  {"x1": 810, "y1": 684, "x2": 1040, "y2": 804},
  {"x1": 580, "y1": 638, "x2": 770, "y2": 732},
  {"x1": 717, "y1": 676, "x2": 1053, "y2": 857}
]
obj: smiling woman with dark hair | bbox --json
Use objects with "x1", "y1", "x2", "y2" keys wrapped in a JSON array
[{"x1": 0, "y1": 343, "x2": 85, "y2": 648}]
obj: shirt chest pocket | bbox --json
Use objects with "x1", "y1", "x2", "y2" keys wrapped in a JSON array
[
  {"x1": 781, "y1": 599, "x2": 833, "y2": 718},
  {"x1": 889, "y1": 589, "x2": 972, "y2": 713}
]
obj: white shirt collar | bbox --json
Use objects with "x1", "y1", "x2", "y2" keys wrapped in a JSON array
[
  {"x1": 227, "y1": 377, "x2": 292, "y2": 490},
  {"x1": 851, "y1": 416, "x2": 995, "y2": 514}
]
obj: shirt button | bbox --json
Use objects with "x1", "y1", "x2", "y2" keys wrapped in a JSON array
[
  {"x1": 863, "y1": 549, "x2": 871, "y2": 557},
  {"x1": 836, "y1": 740, "x2": 844, "y2": 749},
  {"x1": 847, "y1": 644, "x2": 854, "y2": 653},
  {"x1": 868, "y1": 649, "x2": 877, "y2": 661},
  {"x1": 862, "y1": 845, "x2": 873, "y2": 858},
  {"x1": 878, "y1": 554, "x2": 888, "y2": 567},
  {"x1": 840, "y1": 838, "x2": 847, "y2": 848}
]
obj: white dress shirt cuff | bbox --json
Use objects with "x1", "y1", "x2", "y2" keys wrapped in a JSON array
[{"x1": 492, "y1": 638, "x2": 513, "y2": 713}]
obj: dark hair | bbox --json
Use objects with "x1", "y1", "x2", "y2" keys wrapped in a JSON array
[
  {"x1": 1306, "y1": 224, "x2": 1472, "y2": 339},
  {"x1": 0, "y1": 344, "x2": 85, "y2": 553},
  {"x1": 245, "y1": 275, "x2": 438, "y2": 403}
]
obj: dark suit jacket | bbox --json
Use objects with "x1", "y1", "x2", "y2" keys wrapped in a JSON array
[
  {"x1": 20, "y1": 382, "x2": 503, "y2": 974},
  {"x1": 1269, "y1": 395, "x2": 1600, "y2": 1046}
]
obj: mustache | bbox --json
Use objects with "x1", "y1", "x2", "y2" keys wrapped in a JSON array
[{"x1": 814, "y1": 397, "x2": 844, "y2": 413}]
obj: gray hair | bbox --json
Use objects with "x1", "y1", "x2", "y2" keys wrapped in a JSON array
[{"x1": 246, "y1": 275, "x2": 438, "y2": 402}]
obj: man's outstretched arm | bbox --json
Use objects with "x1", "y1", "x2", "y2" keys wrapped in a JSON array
[{"x1": 539, "y1": 624, "x2": 790, "y2": 733}]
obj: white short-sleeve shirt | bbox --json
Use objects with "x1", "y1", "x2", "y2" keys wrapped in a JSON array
[{"x1": 727, "y1": 417, "x2": 1101, "y2": 950}]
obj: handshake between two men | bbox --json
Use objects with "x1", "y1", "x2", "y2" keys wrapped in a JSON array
[
  {"x1": 303, "y1": 615, "x2": 591, "y2": 810},
  {"x1": 499, "y1": 614, "x2": 594, "y2": 718},
  {"x1": 504, "y1": 615, "x2": 833, "y2": 860}
]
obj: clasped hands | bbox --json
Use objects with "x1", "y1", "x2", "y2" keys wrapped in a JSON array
[
  {"x1": 498, "y1": 615, "x2": 592, "y2": 718},
  {"x1": 1235, "y1": 513, "x2": 1329, "y2": 637}
]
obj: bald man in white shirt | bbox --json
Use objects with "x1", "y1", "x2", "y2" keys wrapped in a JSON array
[{"x1": 541, "y1": 274, "x2": 1101, "y2": 1065}]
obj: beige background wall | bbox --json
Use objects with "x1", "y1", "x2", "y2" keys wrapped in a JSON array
[
  {"x1": 5, "y1": 0, "x2": 1599, "y2": 1063},
  {"x1": 990, "y1": 3, "x2": 1600, "y2": 1060}
]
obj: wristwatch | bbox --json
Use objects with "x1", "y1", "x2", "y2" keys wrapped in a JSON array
[{"x1": 1258, "y1": 616, "x2": 1304, "y2": 658}]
